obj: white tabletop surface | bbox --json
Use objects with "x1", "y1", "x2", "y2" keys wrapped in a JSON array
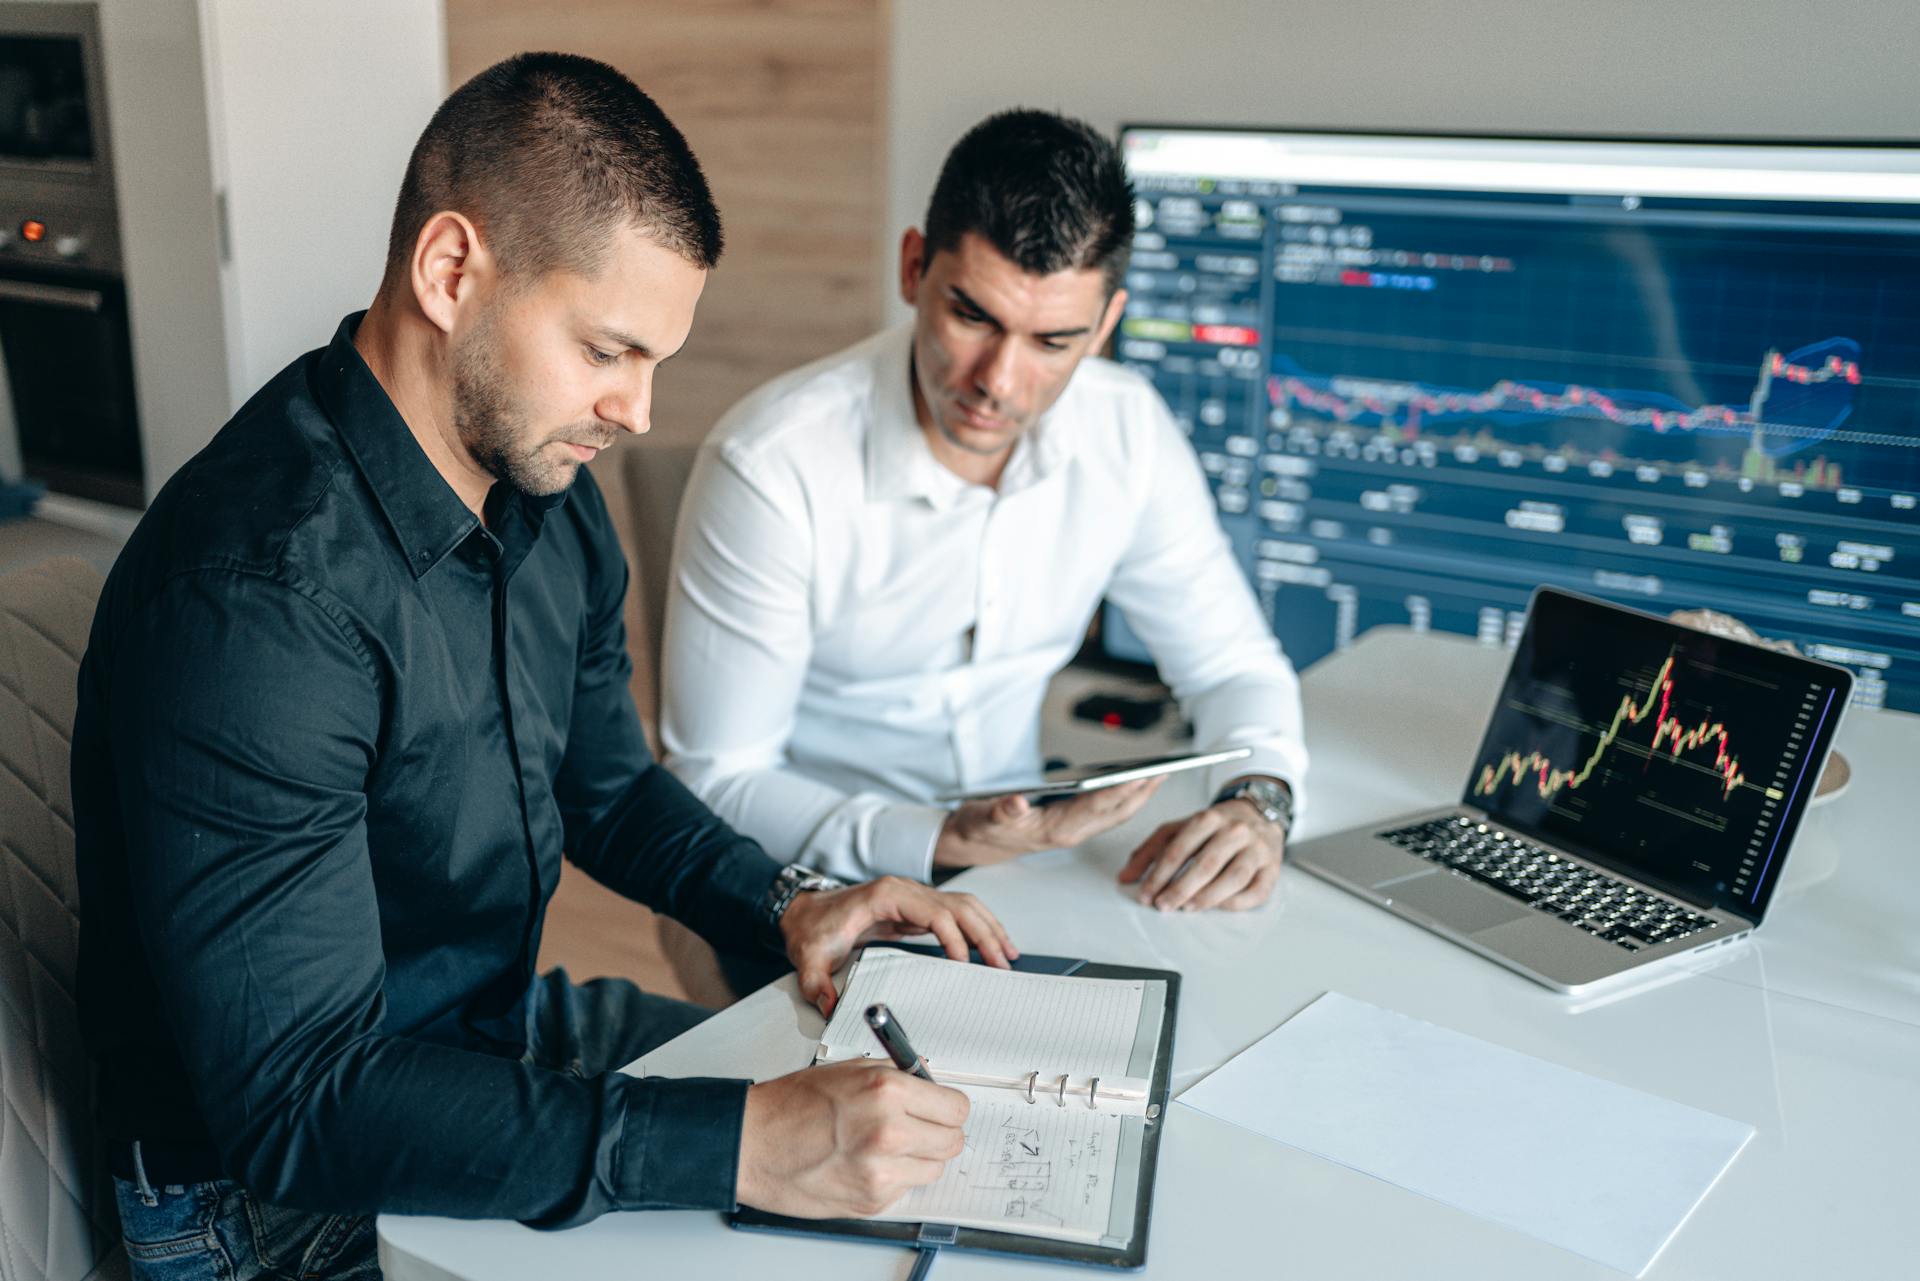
[{"x1": 379, "y1": 628, "x2": 1920, "y2": 1279}]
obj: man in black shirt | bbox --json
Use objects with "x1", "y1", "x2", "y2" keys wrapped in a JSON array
[{"x1": 73, "y1": 53, "x2": 1013, "y2": 1280}]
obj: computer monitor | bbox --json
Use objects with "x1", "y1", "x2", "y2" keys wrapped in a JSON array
[{"x1": 1105, "y1": 127, "x2": 1920, "y2": 713}]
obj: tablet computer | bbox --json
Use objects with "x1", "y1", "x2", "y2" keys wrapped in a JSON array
[{"x1": 934, "y1": 746, "x2": 1252, "y2": 804}]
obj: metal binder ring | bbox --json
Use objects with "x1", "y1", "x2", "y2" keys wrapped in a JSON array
[
  {"x1": 1024, "y1": 1071, "x2": 1038, "y2": 1104},
  {"x1": 1056, "y1": 1074, "x2": 1070, "y2": 1107},
  {"x1": 1087, "y1": 1077, "x2": 1100, "y2": 1110}
]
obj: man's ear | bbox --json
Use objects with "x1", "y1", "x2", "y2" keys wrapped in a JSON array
[
  {"x1": 409, "y1": 211, "x2": 487, "y2": 336},
  {"x1": 898, "y1": 227, "x2": 929, "y2": 307},
  {"x1": 1091, "y1": 285, "x2": 1129, "y2": 352}
]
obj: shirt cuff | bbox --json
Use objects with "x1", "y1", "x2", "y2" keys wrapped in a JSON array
[
  {"x1": 612, "y1": 1076, "x2": 753, "y2": 1212},
  {"x1": 865, "y1": 803, "x2": 948, "y2": 883}
]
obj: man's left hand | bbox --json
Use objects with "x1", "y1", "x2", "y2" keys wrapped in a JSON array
[
  {"x1": 780, "y1": 877, "x2": 1019, "y2": 1016},
  {"x1": 1117, "y1": 799, "x2": 1284, "y2": 912}
]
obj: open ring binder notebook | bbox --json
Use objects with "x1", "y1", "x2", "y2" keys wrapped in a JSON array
[{"x1": 730, "y1": 946, "x2": 1181, "y2": 1271}]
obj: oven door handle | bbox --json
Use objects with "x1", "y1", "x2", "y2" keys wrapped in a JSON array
[{"x1": 0, "y1": 280, "x2": 104, "y2": 312}]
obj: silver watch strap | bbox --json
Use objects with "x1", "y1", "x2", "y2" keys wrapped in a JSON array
[{"x1": 1215, "y1": 778, "x2": 1293, "y2": 834}]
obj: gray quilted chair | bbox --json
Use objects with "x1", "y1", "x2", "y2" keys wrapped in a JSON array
[{"x1": 0, "y1": 556, "x2": 125, "y2": 1281}]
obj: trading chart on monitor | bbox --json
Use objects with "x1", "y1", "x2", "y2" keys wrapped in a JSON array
[{"x1": 1106, "y1": 129, "x2": 1920, "y2": 712}]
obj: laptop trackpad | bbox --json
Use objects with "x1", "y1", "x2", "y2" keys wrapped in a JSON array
[{"x1": 1388, "y1": 871, "x2": 1532, "y2": 934}]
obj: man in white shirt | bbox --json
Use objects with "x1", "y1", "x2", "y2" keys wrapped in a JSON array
[{"x1": 663, "y1": 109, "x2": 1306, "y2": 920}]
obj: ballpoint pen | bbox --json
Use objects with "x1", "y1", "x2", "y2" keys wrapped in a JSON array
[
  {"x1": 865, "y1": 1003, "x2": 942, "y2": 1279},
  {"x1": 864, "y1": 1002, "x2": 934, "y2": 1080}
]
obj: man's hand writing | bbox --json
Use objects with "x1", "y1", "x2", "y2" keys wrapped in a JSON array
[{"x1": 736, "y1": 1060, "x2": 969, "y2": 1218}]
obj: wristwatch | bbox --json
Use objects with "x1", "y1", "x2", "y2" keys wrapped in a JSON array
[
  {"x1": 757, "y1": 862, "x2": 846, "y2": 948},
  {"x1": 1213, "y1": 776, "x2": 1294, "y2": 837}
]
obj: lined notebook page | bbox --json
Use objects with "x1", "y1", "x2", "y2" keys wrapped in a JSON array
[
  {"x1": 818, "y1": 948, "x2": 1146, "y2": 1080},
  {"x1": 872, "y1": 1092, "x2": 1125, "y2": 1244}
]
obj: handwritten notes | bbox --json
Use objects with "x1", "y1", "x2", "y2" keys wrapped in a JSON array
[
  {"x1": 876, "y1": 1097, "x2": 1123, "y2": 1243},
  {"x1": 813, "y1": 949, "x2": 1148, "y2": 1242}
]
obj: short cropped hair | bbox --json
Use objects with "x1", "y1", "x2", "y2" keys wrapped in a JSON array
[
  {"x1": 923, "y1": 109, "x2": 1134, "y2": 294},
  {"x1": 382, "y1": 52, "x2": 722, "y2": 289}
]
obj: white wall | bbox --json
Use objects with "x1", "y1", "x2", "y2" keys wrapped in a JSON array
[
  {"x1": 886, "y1": 0, "x2": 1920, "y2": 321},
  {"x1": 199, "y1": 0, "x2": 447, "y2": 408}
]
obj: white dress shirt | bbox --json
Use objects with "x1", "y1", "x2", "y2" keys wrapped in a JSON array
[{"x1": 661, "y1": 324, "x2": 1307, "y2": 883}]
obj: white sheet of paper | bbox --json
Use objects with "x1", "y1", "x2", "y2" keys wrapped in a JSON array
[{"x1": 1177, "y1": 992, "x2": 1754, "y2": 1276}]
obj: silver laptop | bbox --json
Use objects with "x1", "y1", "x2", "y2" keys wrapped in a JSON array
[{"x1": 1291, "y1": 587, "x2": 1852, "y2": 995}]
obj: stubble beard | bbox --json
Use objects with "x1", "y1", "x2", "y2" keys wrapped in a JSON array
[
  {"x1": 933, "y1": 410, "x2": 1018, "y2": 459},
  {"x1": 451, "y1": 315, "x2": 579, "y2": 498},
  {"x1": 911, "y1": 346, "x2": 1023, "y2": 460}
]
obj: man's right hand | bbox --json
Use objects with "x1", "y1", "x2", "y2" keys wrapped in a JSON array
[
  {"x1": 933, "y1": 776, "x2": 1163, "y2": 869},
  {"x1": 735, "y1": 1060, "x2": 969, "y2": 1218}
]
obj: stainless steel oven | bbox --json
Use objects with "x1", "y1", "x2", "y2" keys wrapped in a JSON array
[{"x1": 0, "y1": 1, "x2": 140, "y2": 508}]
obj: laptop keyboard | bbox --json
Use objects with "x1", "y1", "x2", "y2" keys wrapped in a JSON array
[{"x1": 1378, "y1": 815, "x2": 1717, "y2": 952}]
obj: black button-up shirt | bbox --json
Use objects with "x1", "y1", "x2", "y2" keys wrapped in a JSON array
[{"x1": 73, "y1": 313, "x2": 782, "y2": 1225}]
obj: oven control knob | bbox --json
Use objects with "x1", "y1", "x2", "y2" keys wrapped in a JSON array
[{"x1": 53, "y1": 234, "x2": 86, "y2": 259}]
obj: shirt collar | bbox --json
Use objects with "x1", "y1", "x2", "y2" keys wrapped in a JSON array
[
  {"x1": 863, "y1": 323, "x2": 1070, "y2": 511},
  {"x1": 315, "y1": 312, "x2": 567, "y2": 579},
  {"x1": 482, "y1": 477, "x2": 569, "y2": 581}
]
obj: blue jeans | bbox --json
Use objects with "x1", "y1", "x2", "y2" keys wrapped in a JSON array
[
  {"x1": 113, "y1": 970, "x2": 712, "y2": 1280},
  {"x1": 112, "y1": 1177, "x2": 377, "y2": 1281}
]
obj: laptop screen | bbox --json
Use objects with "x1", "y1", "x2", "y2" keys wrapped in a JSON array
[{"x1": 1465, "y1": 588, "x2": 1852, "y2": 921}]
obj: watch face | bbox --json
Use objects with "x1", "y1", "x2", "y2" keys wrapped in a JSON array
[{"x1": 1233, "y1": 780, "x2": 1291, "y2": 827}]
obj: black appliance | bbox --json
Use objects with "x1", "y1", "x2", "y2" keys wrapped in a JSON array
[{"x1": 0, "y1": 2, "x2": 141, "y2": 508}]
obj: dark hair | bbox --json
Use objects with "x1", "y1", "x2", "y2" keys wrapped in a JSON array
[
  {"x1": 382, "y1": 52, "x2": 722, "y2": 289},
  {"x1": 923, "y1": 109, "x2": 1134, "y2": 294}
]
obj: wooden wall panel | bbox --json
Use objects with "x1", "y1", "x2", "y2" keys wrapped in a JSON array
[
  {"x1": 447, "y1": 0, "x2": 887, "y2": 999},
  {"x1": 447, "y1": 0, "x2": 888, "y2": 444}
]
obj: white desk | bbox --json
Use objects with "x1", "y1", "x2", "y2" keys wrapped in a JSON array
[{"x1": 380, "y1": 628, "x2": 1920, "y2": 1279}]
